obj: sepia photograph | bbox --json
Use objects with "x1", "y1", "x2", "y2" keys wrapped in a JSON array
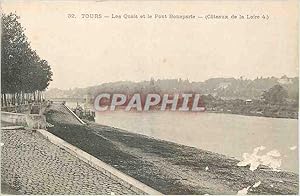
[{"x1": 0, "y1": 0, "x2": 299, "y2": 195}]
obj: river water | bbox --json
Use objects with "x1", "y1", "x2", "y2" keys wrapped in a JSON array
[{"x1": 94, "y1": 110, "x2": 298, "y2": 173}]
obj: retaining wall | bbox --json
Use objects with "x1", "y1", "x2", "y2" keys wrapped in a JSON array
[
  {"x1": 1, "y1": 112, "x2": 47, "y2": 129},
  {"x1": 1, "y1": 112, "x2": 27, "y2": 126}
]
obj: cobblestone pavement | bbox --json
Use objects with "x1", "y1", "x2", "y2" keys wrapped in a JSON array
[
  {"x1": 46, "y1": 103, "x2": 83, "y2": 125},
  {"x1": 1, "y1": 129, "x2": 140, "y2": 195}
]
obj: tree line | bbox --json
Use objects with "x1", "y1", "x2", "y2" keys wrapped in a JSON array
[{"x1": 1, "y1": 13, "x2": 52, "y2": 107}]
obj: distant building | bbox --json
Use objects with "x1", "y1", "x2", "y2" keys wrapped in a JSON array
[{"x1": 278, "y1": 76, "x2": 293, "y2": 84}]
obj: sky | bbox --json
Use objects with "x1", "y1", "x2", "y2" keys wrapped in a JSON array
[{"x1": 1, "y1": 0, "x2": 299, "y2": 89}]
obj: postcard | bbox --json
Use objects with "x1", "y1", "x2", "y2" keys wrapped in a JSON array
[{"x1": 1, "y1": 0, "x2": 299, "y2": 195}]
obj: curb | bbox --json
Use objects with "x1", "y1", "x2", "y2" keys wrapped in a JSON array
[
  {"x1": 37, "y1": 129, "x2": 162, "y2": 195},
  {"x1": 1, "y1": 126, "x2": 25, "y2": 130}
]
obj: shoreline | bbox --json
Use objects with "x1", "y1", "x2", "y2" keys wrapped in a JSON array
[
  {"x1": 206, "y1": 110, "x2": 298, "y2": 120},
  {"x1": 66, "y1": 101, "x2": 298, "y2": 120},
  {"x1": 45, "y1": 103, "x2": 299, "y2": 194}
]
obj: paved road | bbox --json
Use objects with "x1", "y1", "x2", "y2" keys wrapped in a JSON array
[{"x1": 1, "y1": 129, "x2": 140, "y2": 195}]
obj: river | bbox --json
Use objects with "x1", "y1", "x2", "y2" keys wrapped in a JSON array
[{"x1": 94, "y1": 110, "x2": 298, "y2": 173}]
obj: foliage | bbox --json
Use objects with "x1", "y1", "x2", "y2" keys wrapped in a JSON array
[
  {"x1": 1, "y1": 13, "x2": 52, "y2": 106},
  {"x1": 262, "y1": 85, "x2": 288, "y2": 104},
  {"x1": 45, "y1": 76, "x2": 298, "y2": 102}
]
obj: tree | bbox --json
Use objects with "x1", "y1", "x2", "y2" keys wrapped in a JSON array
[
  {"x1": 262, "y1": 85, "x2": 288, "y2": 104},
  {"x1": 1, "y1": 13, "x2": 52, "y2": 107}
]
